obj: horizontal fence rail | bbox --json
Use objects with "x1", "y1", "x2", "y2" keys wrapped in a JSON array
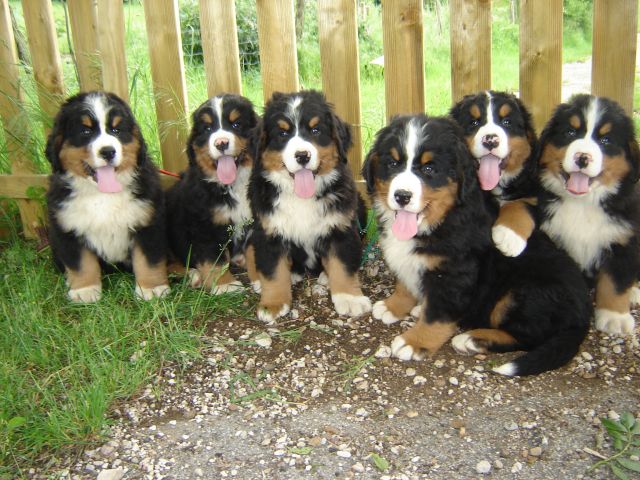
[{"x1": 0, "y1": 0, "x2": 637, "y2": 238}]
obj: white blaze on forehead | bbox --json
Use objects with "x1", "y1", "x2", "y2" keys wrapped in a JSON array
[
  {"x1": 207, "y1": 95, "x2": 238, "y2": 159},
  {"x1": 562, "y1": 97, "x2": 603, "y2": 177},
  {"x1": 470, "y1": 91, "x2": 509, "y2": 159},
  {"x1": 281, "y1": 95, "x2": 318, "y2": 174},
  {"x1": 85, "y1": 94, "x2": 123, "y2": 168},
  {"x1": 387, "y1": 119, "x2": 423, "y2": 213},
  {"x1": 286, "y1": 96, "x2": 303, "y2": 133}
]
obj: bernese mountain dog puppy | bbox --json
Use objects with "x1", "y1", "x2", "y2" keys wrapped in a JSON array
[
  {"x1": 46, "y1": 91, "x2": 169, "y2": 302},
  {"x1": 450, "y1": 91, "x2": 539, "y2": 257},
  {"x1": 535, "y1": 95, "x2": 640, "y2": 336},
  {"x1": 165, "y1": 94, "x2": 259, "y2": 293},
  {"x1": 248, "y1": 90, "x2": 371, "y2": 323},
  {"x1": 363, "y1": 114, "x2": 591, "y2": 376}
]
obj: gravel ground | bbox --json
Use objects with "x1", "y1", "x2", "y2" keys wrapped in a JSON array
[{"x1": 29, "y1": 254, "x2": 640, "y2": 480}]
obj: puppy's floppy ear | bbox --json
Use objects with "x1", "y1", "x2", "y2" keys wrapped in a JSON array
[
  {"x1": 453, "y1": 137, "x2": 478, "y2": 204},
  {"x1": 45, "y1": 107, "x2": 68, "y2": 173},
  {"x1": 627, "y1": 138, "x2": 640, "y2": 183},
  {"x1": 361, "y1": 149, "x2": 378, "y2": 194},
  {"x1": 332, "y1": 112, "x2": 352, "y2": 162},
  {"x1": 512, "y1": 95, "x2": 538, "y2": 145}
]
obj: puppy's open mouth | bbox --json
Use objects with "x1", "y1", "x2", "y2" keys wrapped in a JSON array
[
  {"x1": 289, "y1": 168, "x2": 317, "y2": 199},
  {"x1": 215, "y1": 154, "x2": 240, "y2": 185},
  {"x1": 391, "y1": 208, "x2": 426, "y2": 241},
  {"x1": 476, "y1": 154, "x2": 506, "y2": 191},
  {"x1": 561, "y1": 170, "x2": 594, "y2": 195},
  {"x1": 84, "y1": 162, "x2": 123, "y2": 193}
]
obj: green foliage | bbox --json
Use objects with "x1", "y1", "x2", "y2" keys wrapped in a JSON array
[
  {"x1": 588, "y1": 412, "x2": 640, "y2": 478},
  {"x1": 370, "y1": 452, "x2": 390, "y2": 471}
]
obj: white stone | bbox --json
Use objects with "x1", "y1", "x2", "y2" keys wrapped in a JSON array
[
  {"x1": 476, "y1": 460, "x2": 491, "y2": 474},
  {"x1": 254, "y1": 333, "x2": 272, "y2": 348},
  {"x1": 97, "y1": 468, "x2": 125, "y2": 480}
]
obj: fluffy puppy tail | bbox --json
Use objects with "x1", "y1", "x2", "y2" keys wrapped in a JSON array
[{"x1": 492, "y1": 325, "x2": 589, "y2": 377}]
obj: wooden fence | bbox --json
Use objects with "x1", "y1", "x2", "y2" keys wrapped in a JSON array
[{"x1": 0, "y1": 0, "x2": 638, "y2": 238}]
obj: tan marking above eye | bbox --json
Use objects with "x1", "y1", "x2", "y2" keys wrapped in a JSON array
[
  {"x1": 112, "y1": 115, "x2": 122, "y2": 128},
  {"x1": 470, "y1": 104, "x2": 481, "y2": 119},
  {"x1": 277, "y1": 119, "x2": 290, "y2": 131},
  {"x1": 229, "y1": 109, "x2": 240, "y2": 123},
  {"x1": 309, "y1": 116, "x2": 320, "y2": 128},
  {"x1": 498, "y1": 103, "x2": 512, "y2": 118},
  {"x1": 390, "y1": 147, "x2": 400, "y2": 161},
  {"x1": 599, "y1": 122, "x2": 612, "y2": 136},
  {"x1": 81, "y1": 115, "x2": 92, "y2": 128},
  {"x1": 201, "y1": 112, "x2": 213, "y2": 124},
  {"x1": 420, "y1": 151, "x2": 433, "y2": 165},
  {"x1": 569, "y1": 115, "x2": 581, "y2": 130}
]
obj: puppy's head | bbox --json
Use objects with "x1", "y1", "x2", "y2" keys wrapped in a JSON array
[
  {"x1": 46, "y1": 91, "x2": 146, "y2": 193},
  {"x1": 258, "y1": 90, "x2": 352, "y2": 198},
  {"x1": 450, "y1": 91, "x2": 536, "y2": 191},
  {"x1": 362, "y1": 115, "x2": 476, "y2": 240},
  {"x1": 187, "y1": 94, "x2": 258, "y2": 185},
  {"x1": 538, "y1": 94, "x2": 640, "y2": 199}
]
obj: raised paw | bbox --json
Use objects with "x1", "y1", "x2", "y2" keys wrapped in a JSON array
[
  {"x1": 451, "y1": 332, "x2": 485, "y2": 355},
  {"x1": 135, "y1": 284, "x2": 171, "y2": 300},
  {"x1": 372, "y1": 300, "x2": 402, "y2": 325},
  {"x1": 68, "y1": 285, "x2": 102, "y2": 303},
  {"x1": 257, "y1": 303, "x2": 290, "y2": 324},
  {"x1": 492, "y1": 225, "x2": 526, "y2": 257},
  {"x1": 332, "y1": 293, "x2": 372, "y2": 317},
  {"x1": 211, "y1": 281, "x2": 244, "y2": 295},
  {"x1": 390, "y1": 334, "x2": 427, "y2": 361},
  {"x1": 595, "y1": 309, "x2": 635, "y2": 336}
]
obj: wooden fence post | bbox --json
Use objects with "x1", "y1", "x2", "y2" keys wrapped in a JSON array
[
  {"x1": 256, "y1": 0, "x2": 299, "y2": 102},
  {"x1": 21, "y1": 0, "x2": 65, "y2": 130},
  {"x1": 143, "y1": 0, "x2": 189, "y2": 173},
  {"x1": 68, "y1": 0, "x2": 102, "y2": 92},
  {"x1": 592, "y1": 0, "x2": 638, "y2": 115},
  {"x1": 318, "y1": 0, "x2": 363, "y2": 180},
  {"x1": 449, "y1": 0, "x2": 491, "y2": 103},
  {"x1": 519, "y1": 0, "x2": 562, "y2": 131},
  {"x1": 96, "y1": 0, "x2": 128, "y2": 101},
  {"x1": 381, "y1": 0, "x2": 424, "y2": 120},
  {"x1": 199, "y1": 0, "x2": 243, "y2": 96},
  {"x1": 0, "y1": 0, "x2": 43, "y2": 238}
]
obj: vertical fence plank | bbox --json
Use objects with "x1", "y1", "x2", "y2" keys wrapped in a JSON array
[
  {"x1": 519, "y1": 0, "x2": 562, "y2": 131},
  {"x1": 256, "y1": 0, "x2": 299, "y2": 102},
  {"x1": 381, "y1": 0, "x2": 424, "y2": 120},
  {"x1": 0, "y1": 0, "x2": 43, "y2": 238},
  {"x1": 68, "y1": 0, "x2": 102, "y2": 92},
  {"x1": 143, "y1": 0, "x2": 189, "y2": 173},
  {"x1": 21, "y1": 0, "x2": 65, "y2": 127},
  {"x1": 318, "y1": 0, "x2": 363, "y2": 179},
  {"x1": 449, "y1": 0, "x2": 491, "y2": 102},
  {"x1": 96, "y1": 0, "x2": 128, "y2": 101},
  {"x1": 592, "y1": 0, "x2": 638, "y2": 114},
  {"x1": 199, "y1": 0, "x2": 242, "y2": 96}
]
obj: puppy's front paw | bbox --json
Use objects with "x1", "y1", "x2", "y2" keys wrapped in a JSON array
[
  {"x1": 187, "y1": 268, "x2": 202, "y2": 288},
  {"x1": 251, "y1": 280, "x2": 262, "y2": 294},
  {"x1": 390, "y1": 334, "x2": 427, "y2": 361},
  {"x1": 451, "y1": 332, "x2": 484, "y2": 355},
  {"x1": 372, "y1": 300, "x2": 401, "y2": 325},
  {"x1": 257, "y1": 303, "x2": 290, "y2": 323},
  {"x1": 211, "y1": 280, "x2": 244, "y2": 295},
  {"x1": 136, "y1": 284, "x2": 170, "y2": 300},
  {"x1": 595, "y1": 309, "x2": 635, "y2": 335},
  {"x1": 630, "y1": 286, "x2": 640, "y2": 307},
  {"x1": 332, "y1": 293, "x2": 372, "y2": 317},
  {"x1": 68, "y1": 285, "x2": 102, "y2": 303},
  {"x1": 410, "y1": 304, "x2": 422, "y2": 318},
  {"x1": 492, "y1": 225, "x2": 526, "y2": 257}
]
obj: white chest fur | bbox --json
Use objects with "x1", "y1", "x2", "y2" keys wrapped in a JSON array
[
  {"x1": 379, "y1": 229, "x2": 424, "y2": 299},
  {"x1": 57, "y1": 177, "x2": 153, "y2": 263},
  {"x1": 542, "y1": 196, "x2": 632, "y2": 273}
]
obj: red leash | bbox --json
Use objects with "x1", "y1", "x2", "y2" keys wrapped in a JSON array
[{"x1": 159, "y1": 168, "x2": 180, "y2": 178}]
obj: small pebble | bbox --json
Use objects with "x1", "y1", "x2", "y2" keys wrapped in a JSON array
[
  {"x1": 494, "y1": 459, "x2": 504, "y2": 469},
  {"x1": 375, "y1": 345, "x2": 392, "y2": 358},
  {"x1": 405, "y1": 368, "x2": 416, "y2": 377},
  {"x1": 449, "y1": 377, "x2": 459, "y2": 386},
  {"x1": 476, "y1": 460, "x2": 491, "y2": 474},
  {"x1": 337, "y1": 450, "x2": 352, "y2": 458},
  {"x1": 413, "y1": 376, "x2": 427, "y2": 385},
  {"x1": 254, "y1": 333, "x2": 272, "y2": 348},
  {"x1": 352, "y1": 462, "x2": 365, "y2": 473},
  {"x1": 581, "y1": 352, "x2": 593, "y2": 361},
  {"x1": 530, "y1": 447, "x2": 542, "y2": 457},
  {"x1": 505, "y1": 422, "x2": 519, "y2": 431},
  {"x1": 97, "y1": 469, "x2": 124, "y2": 480},
  {"x1": 511, "y1": 461, "x2": 523, "y2": 473}
]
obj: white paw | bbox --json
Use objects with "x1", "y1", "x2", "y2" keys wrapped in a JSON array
[
  {"x1": 332, "y1": 293, "x2": 372, "y2": 317},
  {"x1": 68, "y1": 285, "x2": 102, "y2": 303},
  {"x1": 187, "y1": 268, "x2": 202, "y2": 288},
  {"x1": 135, "y1": 284, "x2": 170, "y2": 300},
  {"x1": 251, "y1": 280, "x2": 262, "y2": 293},
  {"x1": 630, "y1": 286, "x2": 640, "y2": 307},
  {"x1": 372, "y1": 300, "x2": 401, "y2": 325},
  {"x1": 211, "y1": 280, "x2": 244, "y2": 295},
  {"x1": 451, "y1": 333, "x2": 483, "y2": 355},
  {"x1": 390, "y1": 335, "x2": 426, "y2": 361},
  {"x1": 492, "y1": 362, "x2": 517, "y2": 377},
  {"x1": 257, "y1": 304, "x2": 290, "y2": 323},
  {"x1": 317, "y1": 271, "x2": 329, "y2": 286},
  {"x1": 410, "y1": 304, "x2": 423, "y2": 318},
  {"x1": 595, "y1": 308, "x2": 635, "y2": 336},
  {"x1": 492, "y1": 225, "x2": 526, "y2": 257},
  {"x1": 291, "y1": 273, "x2": 304, "y2": 285}
]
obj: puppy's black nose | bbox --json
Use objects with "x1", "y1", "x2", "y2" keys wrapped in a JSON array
[
  {"x1": 394, "y1": 189, "x2": 412, "y2": 206},
  {"x1": 295, "y1": 150, "x2": 311, "y2": 166},
  {"x1": 99, "y1": 146, "x2": 116, "y2": 162},
  {"x1": 575, "y1": 152, "x2": 592, "y2": 169},
  {"x1": 214, "y1": 138, "x2": 229, "y2": 153},
  {"x1": 482, "y1": 134, "x2": 499, "y2": 151}
]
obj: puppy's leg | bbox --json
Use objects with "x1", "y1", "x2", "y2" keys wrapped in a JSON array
[
  {"x1": 132, "y1": 243, "x2": 170, "y2": 300},
  {"x1": 245, "y1": 243, "x2": 261, "y2": 293},
  {"x1": 322, "y1": 246, "x2": 371, "y2": 317},
  {"x1": 492, "y1": 199, "x2": 536, "y2": 257},
  {"x1": 257, "y1": 255, "x2": 292, "y2": 323},
  {"x1": 391, "y1": 319, "x2": 457, "y2": 361},
  {"x1": 451, "y1": 328, "x2": 520, "y2": 356},
  {"x1": 66, "y1": 248, "x2": 102, "y2": 303},
  {"x1": 192, "y1": 258, "x2": 243, "y2": 295},
  {"x1": 595, "y1": 271, "x2": 635, "y2": 335},
  {"x1": 372, "y1": 279, "x2": 417, "y2": 325}
]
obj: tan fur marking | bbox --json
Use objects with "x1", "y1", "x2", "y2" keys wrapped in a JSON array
[
  {"x1": 499, "y1": 103, "x2": 512, "y2": 118},
  {"x1": 420, "y1": 151, "x2": 434, "y2": 165},
  {"x1": 211, "y1": 206, "x2": 231, "y2": 225},
  {"x1": 600, "y1": 154, "x2": 631, "y2": 187},
  {"x1": 595, "y1": 272, "x2": 631, "y2": 314},
  {"x1": 196, "y1": 260, "x2": 236, "y2": 290},
  {"x1": 111, "y1": 115, "x2": 122, "y2": 128},
  {"x1": 504, "y1": 136, "x2": 532, "y2": 174},
  {"x1": 245, "y1": 244, "x2": 259, "y2": 284},
  {"x1": 81, "y1": 115, "x2": 92, "y2": 128},
  {"x1": 277, "y1": 119, "x2": 290, "y2": 131},
  {"x1": 400, "y1": 321, "x2": 457, "y2": 354},
  {"x1": 383, "y1": 280, "x2": 418, "y2": 318},
  {"x1": 309, "y1": 116, "x2": 320, "y2": 128},
  {"x1": 495, "y1": 200, "x2": 535, "y2": 242},
  {"x1": 539, "y1": 143, "x2": 565, "y2": 175},
  {"x1": 489, "y1": 293, "x2": 514, "y2": 328},
  {"x1": 259, "y1": 256, "x2": 292, "y2": 315},
  {"x1": 194, "y1": 144, "x2": 216, "y2": 176},
  {"x1": 201, "y1": 112, "x2": 213, "y2": 124},
  {"x1": 59, "y1": 142, "x2": 90, "y2": 177},
  {"x1": 316, "y1": 143, "x2": 340, "y2": 175},
  {"x1": 418, "y1": 253, "x2": 445, "y2": 270},
  {"x1": 229, "y1": 109, "x2": 240, "y2": 123},
  {"x1": 132, "y1": 243, "x2": 168, "y2": 290},
  {"x1": 390, "y1": 147, "x2": 400, "y2": 161},
  {"x1": 262, "y1": 149, "x2": 285, "y2": 172},
  {"x1": 321, "y1": 253, "x2": 363, "y2": 296},
  {"x1": 569, "y1": 115, "x2": 581, "y2": 130},
  {"x1": 119, "y1": 131, "x2": 140, "y2": 173},
  {"x1": 66, "y1": 248, "x2": 101, "y2": 290},
  {"x1": 465, "y1": 328, "x2": 518, "y2": 349},
  {"x1": 375, "y1": 178, "x2": 391, "y2": 204},
  {"x1": 421, "y1": 180, "x2": 458, "y2": 226},
  {"x1": 470, "y1": 104, "x2": 481, "y2": 119},
  {"x1": 598, "y1": 122, "x2": 612, "y2": 136}
]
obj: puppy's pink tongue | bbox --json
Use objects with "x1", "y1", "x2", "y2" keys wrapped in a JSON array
[
  {"x1": 95, "y1": 166, "x2": 123, "y2": 193},
  {"x1": 217, "y1": 155, "x2": 237, "y2": 185},
  {"x1": 566, "y1": 172, "x2": 590, "y2": 195},
  {"x1": 391, "y1": 210, "x2": 418, "y2": 240},
  {"x1": 294, "y1": 168, "x2": 315, "y2": 198},
  {"x1": 478, "y1": 154, "x2": 502, "y2": 190}
]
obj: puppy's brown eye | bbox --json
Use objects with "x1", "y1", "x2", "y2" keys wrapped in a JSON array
[
  {"x1": 422, "y1": 164, "x2": 435, "y2": 175},
  {"x1": 110, "y1": 127, "x2": 120, "y2": 135},
  {"x1": 81, "y1": 127, "x2": 92, "y2": 136},
  {"x1": 600, "y1": 136, "x2": 610, "y2": 145},
  {"x1": 501, "y1": 118, "x2": 511, "y2": 127},
  {"x1": 203, "y1": 124, "x2": 213, "y2": 133},
  {"x1": 279, "y1": 129, "x2": 290, "y2": 138},
  {"x1": 470, "y1": 119, "x2": 480, "y2": 127},
  {"x1": 231, "y1": 122, "x2": 241, "y2": 130},
  {"x1": 311, "y1": 127, "x2": 320, "y2": 136},
  {"x1": 566, "y1": 128, "x2": 577, "y2": 138}
]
